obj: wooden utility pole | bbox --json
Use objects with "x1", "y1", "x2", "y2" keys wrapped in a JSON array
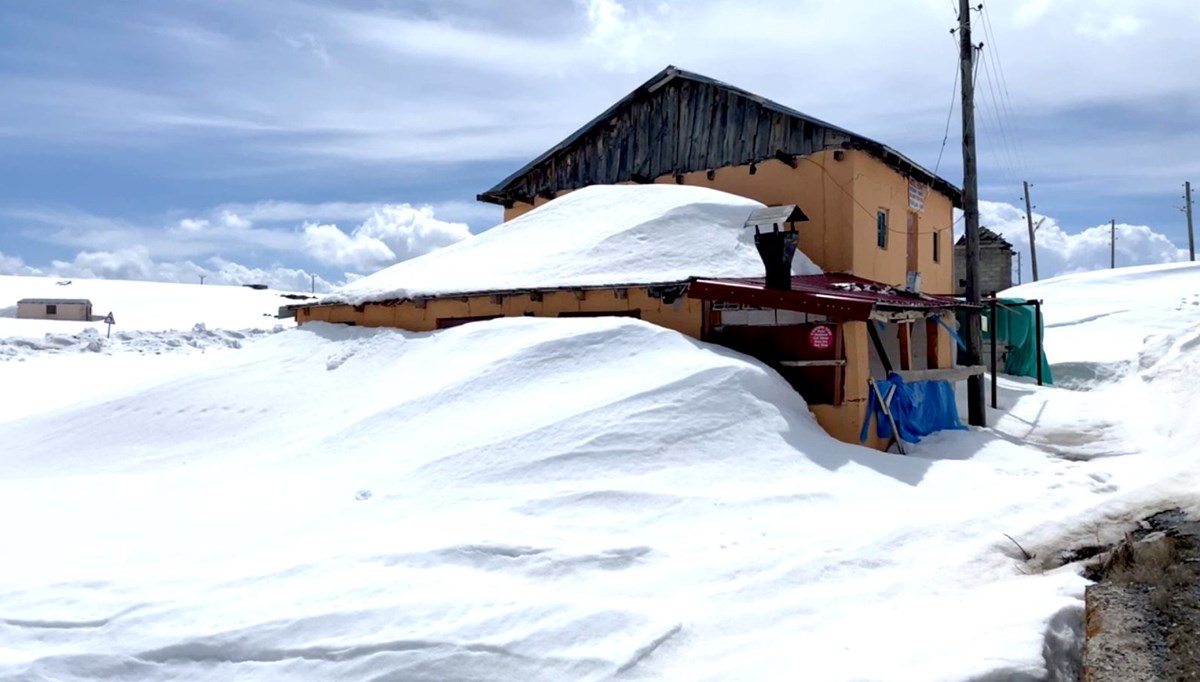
[
  {"x1": 1015, "y1": 251, "x2": 1022, "y2": 285},
  {"x1": 311, "y1": 273, "x2": 316, "y2": 294},
  {"x1": 1023, "y1": 180, "x2": 1039, "y2": 281},
  {"x1": 959, "y1": 0, "x2": 985, "y2": 427},
  {"x1": 199, "y1": 274, "x2": 206, "y2": 285},
  {"x1": 1110, "y1": 219, "x2": 1116, "y2": 268},
  {"x1": 1186, "y1": 181, "x2": 1195, "y2": 262}
]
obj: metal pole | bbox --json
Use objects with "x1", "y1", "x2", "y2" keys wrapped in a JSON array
[
  {"x1": 1186, "y1": 181, "x2": 1195, "y2": 262},
  {"x1": 1016, "y1": 251, "x2": 1022, "y2": 285},
  {"x1": 1110, "y1": 219, "x2": 1116, "y2": 269},
  {"x1": 989, "y1": 299, "x2": 998, "y2": 408},
  {"x1": 1023, "y1": 181, "x2": 1039, "y2": 281},
  {"x1": 959, "y1": 0, "x2": 986, "y2": 427},
  {"x1": 1034, "y1": 300, "x2": 1044, "y2": 387}
]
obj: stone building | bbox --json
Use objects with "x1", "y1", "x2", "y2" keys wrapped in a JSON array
[{"x1": 954, "y1": 227, "x2": 1013, "y2": 296}]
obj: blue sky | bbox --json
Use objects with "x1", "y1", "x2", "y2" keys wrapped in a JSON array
[{"x1": 2, "y1": 0, "x2": 1199, "y2": 290}]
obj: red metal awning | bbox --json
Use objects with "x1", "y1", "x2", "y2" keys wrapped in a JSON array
[{"x1": 688, "y1": 274, "x2": 969, "y2": 321}]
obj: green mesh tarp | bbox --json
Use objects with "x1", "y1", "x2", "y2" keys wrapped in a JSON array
[{"x1": 972, "y1": 299, "x2": 1053, "y2": 384}]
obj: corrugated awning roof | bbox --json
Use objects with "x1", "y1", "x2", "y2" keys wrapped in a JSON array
[{"x1": 688, "y1": 274, "x2": 969, "y2": 321}]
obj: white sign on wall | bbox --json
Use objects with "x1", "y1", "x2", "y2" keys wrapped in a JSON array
[{"x1": 908, "y1": 180, "x2": 926, "y2": 212}]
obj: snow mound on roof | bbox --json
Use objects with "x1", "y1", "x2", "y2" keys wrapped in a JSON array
[{"x1": 329, "y1": 184, "x2": 821, "y2": 305}]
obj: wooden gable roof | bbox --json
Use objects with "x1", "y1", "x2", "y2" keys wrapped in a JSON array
[{"x1": 479, "y1": 66, "x2": 962, "y2": 209}]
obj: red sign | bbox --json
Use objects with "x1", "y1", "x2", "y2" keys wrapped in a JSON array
[{"x1": 809, "y1": 324, "x2": 834, "y2": 350}]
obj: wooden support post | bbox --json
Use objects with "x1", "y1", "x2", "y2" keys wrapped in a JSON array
[
  {"x1": 898, "y1": 322, "x2": 913, "y2": 371},
  {"x1": 833, "y1": 323, "x2": 845, "y2": 406},
  {"x1": 926, "y1": 317, "x2": 940, "y2": 369},
  {"x1": 1034, "y1": 300, "x2": 1044, "y2": 387},
  {"x1": 867, "y1": 321, "x2": 893, "y2": 374},
  {"x1": 990, "y1": 299, "x2": 998, "y2": 409}
]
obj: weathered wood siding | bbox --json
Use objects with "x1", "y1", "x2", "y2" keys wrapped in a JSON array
[{"x1": 495, "y1": 79, "x2": 850, "y2": 206}]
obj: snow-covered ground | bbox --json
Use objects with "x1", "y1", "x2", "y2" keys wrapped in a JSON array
[{"x1": 1, "y1": 265, "x2": 1198, "y2": 681}]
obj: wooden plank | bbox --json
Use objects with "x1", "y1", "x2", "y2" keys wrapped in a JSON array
[
  {"x1": 893, "y1": 366, "x2": 985, "y2": 383},
  {"x1": 898, "y1": 322, "x2": 913, "y2": 371},
  {"x1": 677, "y1": 80, "x2": 692, "y2": 171},
  {"x1": 778, "y1": 359, "x2": 847, "y2": 367}
]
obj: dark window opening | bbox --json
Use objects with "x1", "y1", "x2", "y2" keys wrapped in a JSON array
[
  {"x1": 707, "y1": 322, "x2": 844, "y2": 406},
  {"x1": 436, "y1": 315, "x2": 503, "y2": 329},
  {"x1": 557, "y1": 310, "x2": 641, "y2": 319},
  {"x1": 932, "y1": 231, "x2": 941, "y2": 263},
  {"x1": 46, "y1": 304, "x2": 57, "y2": 315},
  {"x1": 876, "y1": 210, "x2": 888, "y2": 249}
]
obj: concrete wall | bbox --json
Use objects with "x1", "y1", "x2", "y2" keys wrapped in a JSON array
[
  {"x1": 16, "y1": 301, "x2": 92, "y2": 321},
  {"x1": 953, "y1": 244, "x2": 1013, "y2": 296}
]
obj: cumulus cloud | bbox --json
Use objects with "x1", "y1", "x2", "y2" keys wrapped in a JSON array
[
  {"x1": 302, "y1": 204, "x2": 471, "y2": 273},
  {"x1": 978, "y1": 200, "x2": 1188, "y2": 280},
  {"x1": 3, "y1": 246, "x2": 334, "y2": 292}
]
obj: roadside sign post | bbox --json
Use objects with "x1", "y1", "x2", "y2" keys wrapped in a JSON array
[{"x1": 103, "y1": 312, "x2": 115, "y2": 339}]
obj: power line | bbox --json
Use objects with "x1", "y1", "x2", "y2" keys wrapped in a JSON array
[
  {"x1": 977, "y1": 49, "x2": 1022, "y2": 188},
  {"x1": 933, "y1": 54, "x2": 961, "y2": 176},
  {"x1": 980, "y1": 3, "x2": 1032, "y2": 177}
]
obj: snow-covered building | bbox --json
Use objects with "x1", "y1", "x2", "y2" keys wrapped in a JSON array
[
  {"x1": 478, "y1": 65, "x2": 961, "y2": 296},
  {"x1": 289, "y1": 66, "x2": 975, "y2": 449},
  {"x1": 289, "y1": 185, "x2": 970, "y2": 449},
  {"x1": 16, "y1": 298, "x2": 93, "y2": 321}
]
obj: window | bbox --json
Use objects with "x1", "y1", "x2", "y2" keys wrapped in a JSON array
[
  {"x1": 46, "y1": 304, "x2": 57, "y2": 315},
  {"x1": 876, "y1": 210, "x2": 888, "y2": 249},
  {"x1": 932, "y1": 230, "x2": 941, "y2": 263}
]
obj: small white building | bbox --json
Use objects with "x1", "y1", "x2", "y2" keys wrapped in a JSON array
[{"x1": 16, "y1": 298, "x2": 93, "y2": 321}]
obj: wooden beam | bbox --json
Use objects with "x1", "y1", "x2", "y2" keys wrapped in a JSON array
[
  {"x1": 774, "y1": 150, "x2": 798, "y2": 168},
  {"x1": 778, "y1": 359, "x2": 847, "y2": 367},
  {"x1": 898, "y1": 322, "x2": 913, "y2": 371}
]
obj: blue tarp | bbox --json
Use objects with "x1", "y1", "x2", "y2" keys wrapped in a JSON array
[{"x1": 859, "y1": 372, "x2": 967, "y2": 445}]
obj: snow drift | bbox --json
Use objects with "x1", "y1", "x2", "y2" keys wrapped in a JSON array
[
  {"x1": 0, "y1": 317, "x2": 1095, "y2": 682},
  {"x1": 328, "y1": 184, "x2": 822, "y2": 305}
]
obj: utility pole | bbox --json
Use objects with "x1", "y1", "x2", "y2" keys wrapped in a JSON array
[
  {"x1": 1185, "y1": 181, "x2": 1195, "y2": 262},
  {"x1": 199, "y1": 274, "x2": 206, "y2": 286},
  {"x1": 1016, "y1": 251, "x2": 1022, "y2": 285},
  {"x1": 1110, "y1": 219, "x2": 1116, "y2": 269},
  {"x1": 311, "y1": 273, "x2": 316, "y2": 294},
  {"x1": 1023, "y1": 180, "x2": 1039, "y2": 281},
  {"x1": 959, "y1": 0, "x2": 985, "y2": 427}
]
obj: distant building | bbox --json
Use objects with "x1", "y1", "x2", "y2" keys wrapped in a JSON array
[
  {"x1": 16, "y1": 298, "x2": 93, "y2": 321},
  {"x1": 954, "y1": 227, "x2": 1013, "y2": 296}
]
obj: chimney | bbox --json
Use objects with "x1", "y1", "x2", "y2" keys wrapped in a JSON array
[
  {"x1": 745, "y1": 205, "x2": 809, "y2": 291},
  {"x1": 755, "y1": 228, "x2": 799, "y2": 290}
]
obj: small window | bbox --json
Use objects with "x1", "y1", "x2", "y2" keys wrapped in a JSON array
[
  {"x1": 46, "y1": 304, "x2": 57, "y2": 315},
  {"x1": 932, "y1": 230, "x2": 941, "y2": 263},
  {"x1": 876, "y1": 210, "x2": 888, "y2": 249}
]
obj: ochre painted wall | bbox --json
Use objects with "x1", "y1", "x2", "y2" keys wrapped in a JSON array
[
  {"x1": 844, "y1": 150, "x2": 955, "y2": 294},
  {"x1": 297, "y1": 287, "x2": 703, "y2": 338}
]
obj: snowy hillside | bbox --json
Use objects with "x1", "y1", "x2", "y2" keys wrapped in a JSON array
[
  {"x1": 0, "y1": 274, "x2": 307, "y2": 337},
  {"x1": 1, "y1": 263, "x2": 1199, "y2": 680},
  {"x1": 1004, "y1": 261, "x2": 1200, "y2": 366}
]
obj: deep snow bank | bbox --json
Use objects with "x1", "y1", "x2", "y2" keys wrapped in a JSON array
[
  {"x1": 0, "y1": 317, "x2": 1091, "y2": 681},
  {"x1": 329, "y1": 184, "x2": 821, "y2": 305}
]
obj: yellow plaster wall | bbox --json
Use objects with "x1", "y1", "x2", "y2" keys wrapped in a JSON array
[
  {"x1": 845, "y1": 150, "x2": 955, "y2": 293},
  {"x1": 296, "y1": 287, "x2": 703, "y2": 338}
]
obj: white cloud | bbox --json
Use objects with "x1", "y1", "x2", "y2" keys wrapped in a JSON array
[
  {"x1": 25, "y1": 246, "x2": 336, "y2": 292},
  {"x1": 303, "y1": 204, "x2": 471, "y2": 272},
  {"x1": 979, "y1": 200, "x2": 1189, "y2": 280}
]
